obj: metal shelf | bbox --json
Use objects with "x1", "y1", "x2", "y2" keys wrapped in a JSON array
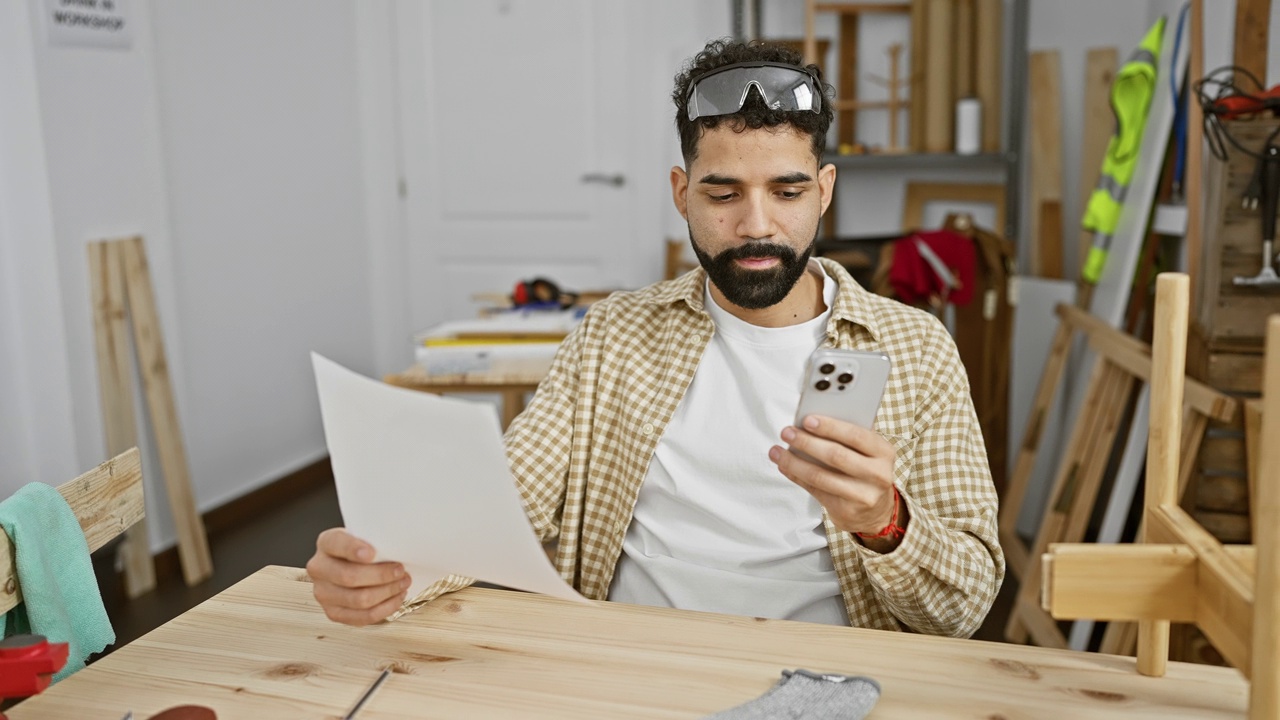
[{"x1": 825, "y1": 151, "x2": 1012, "y2": 171}]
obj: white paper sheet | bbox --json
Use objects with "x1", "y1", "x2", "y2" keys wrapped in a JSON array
[{"x1": 311, "y1": 352, "x2": 584, "y2": 602}]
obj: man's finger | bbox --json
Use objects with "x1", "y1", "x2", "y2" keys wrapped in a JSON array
[
  {"x1": 307, "y1": 552, "x2": 405, "y2": 589},
  {"x1": 322, "y1": 589, "x2": 409, "y2": 627},
  {"x1": 317, "y1": 527, "x2": 376, "y2": 563},
  {"x1": 797, "y1": 415, "x2": 890, "y2": 456},
  {"x1": 315, "y1": 575, "x2": 410, "y2": 611}
]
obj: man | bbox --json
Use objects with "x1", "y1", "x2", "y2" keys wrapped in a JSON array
[{"x1": 307, "y1": 39, "x2": 1004, "y2": 637}]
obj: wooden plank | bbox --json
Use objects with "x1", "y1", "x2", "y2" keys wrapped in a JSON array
[
  {"x1": 88, "y1": 241, "x2": 156, "y2": 597},
  {"x1": 909, "y1": 0, "x2": 928, "y2": 151},
  {"x1": 900, "y1": 182, "x2": 1005, "y2": 232},
  {"x1": 1148, "y1": 506, "x2": 1255, "y2": 677},
  {"x1": 922, "y1": 0, "x2": 953, "y2": 152},
  {"x1": 1058, "y1": 303, "x2": 1237, "y2": 422},
  {"x1": 118, "y1": 236, "x2": 213, "y2": 586},
  {"x1": 1185, "y1": 0, "x2": 1205, "y2": 290},
  {"x1": 1006, "y1": 358, "x2": 1126, "y2": 644},
  {"x1": 838, "y1": 12, "x2": 859, "y2": 147},
  {"x1": 815, "y1": 2, "x2": 911, "y2": 13},
  {"x1": 804, "y1": 0, "x2": 818, "y2": 65},
  {"x1": 1233, "y1": 0, "x2": 1271, "y2": 86},
  {"x1": 974, "y1": 0, "x2": 1002, "y2": 152},
  {"x1": 1251, "y1": 316, "x2": 1280, "y2": 717},
  {"x1": 1, "y1": 449, "x2": 144, "y2": 616},
  {"x1": 1028, "y1": 51, "x2": 1064, "y2": 277},
  {"x1": 1138, "y1": 274, "x2": 1190, "y2": 677},
  {"x1": 1245, "y1": 398, "x2": 1263, "y2": 539},
  {"x1": 1043, "y1": 544, "x2": 1197, "y2": 622},
  {"x1": 1078, "y1": 49, "x2": 1119, "y2": 272},
  {"x1": 952, "y1": 0, "x2": 975, "y2": 99},
  {"x1": 999, "y1": 317, "x2": 1072, "y2": 580},
  {"x1": 1039, "y1": 199, "x2": 1064, "y2": 279}
]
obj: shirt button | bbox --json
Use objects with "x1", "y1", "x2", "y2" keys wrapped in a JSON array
[
  {"x1": 690, "y1": 333, "x2": 702, "y2": 344},
  {"x1": 641, "y1": 422, "x2": 655, "y2": 437}
]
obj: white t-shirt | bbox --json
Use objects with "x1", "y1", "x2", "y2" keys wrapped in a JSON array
[{"x1": 608, "y1": 263, "x2": 849, "y2": 625}]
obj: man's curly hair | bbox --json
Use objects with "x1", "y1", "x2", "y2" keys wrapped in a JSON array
[{"x1": 673, "y1": 39, "x2": 834, "y2": 164}]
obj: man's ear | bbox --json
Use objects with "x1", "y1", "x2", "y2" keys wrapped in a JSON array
[
  {"x1": 818, "y1": 163, "x2": 837, "y2": 215},
  {"x1": 671, "y1": 166, "x2": 689, "y2": 220}
]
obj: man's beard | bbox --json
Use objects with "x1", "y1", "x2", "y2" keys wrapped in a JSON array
[{"x1": 689, "y1": 230, "x2": 816, "y2": 310}]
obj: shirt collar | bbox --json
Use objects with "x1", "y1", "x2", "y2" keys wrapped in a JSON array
[{"x1": 644, "y1": 256, "x2": 881, "y2": 342}]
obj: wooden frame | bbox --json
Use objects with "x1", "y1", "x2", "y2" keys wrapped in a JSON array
[
  {"x1": 1001, "y1": 297, "x2": 1237, "y2": 648},
  {"x1": 88, "y1": 237, "x2": 213, "y2": 589},
  {"x1": 1, "y1": 448, "x2": 145, "y2": 615},
  {"x1": 901, "y1": 181, "x2": 1005, "y2": 233},
  {"x1": 1043, "y1": 280, "x2": 1279, "y2": 718}
]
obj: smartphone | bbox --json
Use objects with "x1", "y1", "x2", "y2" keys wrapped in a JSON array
[{"x1": 792, "y1": 348, "x2": 892, "y2": 458}]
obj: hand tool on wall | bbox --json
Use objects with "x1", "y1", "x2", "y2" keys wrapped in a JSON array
[{"x1": 1235, "y1": 142, "x2": 1280, "y2": 288}]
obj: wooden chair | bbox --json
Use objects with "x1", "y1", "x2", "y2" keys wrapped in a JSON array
[
  {"x1": 1042, "y1": 275, "x2": 1279, "y2": 719},
  {"x1": 1, "y1": 448, "x2": 145, "y2": 615}
]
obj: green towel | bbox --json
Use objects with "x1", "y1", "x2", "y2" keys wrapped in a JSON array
[{"x1": 0, "y1": 482, "x2": 115, "y2": 682}]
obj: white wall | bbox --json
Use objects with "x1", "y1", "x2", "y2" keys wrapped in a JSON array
[
  {"x1": 149, "y1": 1, "x2": 374, "y2": 513},
  {"x1": 0, "y1": 0, "x2": 81, "y2": 495},
  {"x1": 0, "y1": 0, "x2": 1271, "y2": 555},
  {"x1": 1, "y1": 0, "x2": 375, "y2": 553}
]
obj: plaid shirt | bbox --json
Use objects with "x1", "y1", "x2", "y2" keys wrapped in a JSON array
[{"x1": 397, "y1": 258, "x2": 1004, "y2": 637}]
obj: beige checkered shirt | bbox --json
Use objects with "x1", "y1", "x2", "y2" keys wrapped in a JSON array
[{"x1": 397, "y1": 258, "x2": 1004, "y2": 637}]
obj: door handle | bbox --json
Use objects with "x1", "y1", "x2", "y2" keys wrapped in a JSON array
[{"x1": 580, "y1": 173, "x2": 626, "y2": 187}]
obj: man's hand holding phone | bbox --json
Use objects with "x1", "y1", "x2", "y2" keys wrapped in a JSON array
[
  {"x1": 768, "y1": 415, "x2": 907, "y2": 553},
  {"x1": 768, "y1": 348, "x2": 907, "y2": 553},
  {"x1": 306, "y1": 528, "x2": 413, "y2": 626}
]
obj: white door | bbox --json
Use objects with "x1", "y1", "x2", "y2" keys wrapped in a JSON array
[{"x1": 395, "y1": 0, "x2": 657, "y2": 330}]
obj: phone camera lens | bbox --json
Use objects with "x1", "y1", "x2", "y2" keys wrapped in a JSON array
[
  {"x1": 819, "y1": 363, "x2": 835, "y2": 375},
  {"x1": 837, "y1": 372, "x2": 853, "y2": 384},
  {"x1": 815, "y1": 379, "x2": 831, "y2": 391}
]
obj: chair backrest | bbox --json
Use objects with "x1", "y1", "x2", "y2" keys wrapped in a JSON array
[{"x1": 0, "y1": 448, "x2": 144, "y2": 615}]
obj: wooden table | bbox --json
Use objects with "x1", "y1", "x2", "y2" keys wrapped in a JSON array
[
  {"x1": 10, "y1": 566, "x2": 1249, "y2": 718},
  {"x1": 384, "y1": 361, "x2": 549, "y2": 430}
]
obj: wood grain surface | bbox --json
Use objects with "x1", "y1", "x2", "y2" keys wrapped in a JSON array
[{"x1": 8, "y1": 566, "x2": 1249, "y2": 719}]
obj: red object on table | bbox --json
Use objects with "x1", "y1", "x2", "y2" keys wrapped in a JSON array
[{"x1": 0, "y1": 634, "x2": 69, "y2": 699}]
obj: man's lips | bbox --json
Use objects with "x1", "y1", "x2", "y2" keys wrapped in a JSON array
[{"x1": 735, "y1": 256, "x2": 781, "y2": 269}]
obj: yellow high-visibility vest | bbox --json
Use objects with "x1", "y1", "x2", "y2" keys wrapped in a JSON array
[{"x1": 1081, "y1": 17, "x2": 1165, "y2": 284}]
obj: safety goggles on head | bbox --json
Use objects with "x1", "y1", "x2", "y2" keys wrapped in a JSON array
[{"x1": 686, "y1": 61, "x2": 823, "y2": 120}]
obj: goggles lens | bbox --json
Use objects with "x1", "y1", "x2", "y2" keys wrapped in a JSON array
[{"x1": 687, "y1": 62, "x2": 822, "y2": 120}]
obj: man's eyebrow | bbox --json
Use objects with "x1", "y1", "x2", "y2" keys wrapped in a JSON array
[
  {"x1": 770, "y1": 172, "x2": 813, "y2": 184},
  {"x1": 696, "y1": 172, "x2": 815, "y2": 185}
]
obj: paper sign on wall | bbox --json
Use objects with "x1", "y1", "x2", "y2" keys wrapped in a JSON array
[{"x1": 44, "y1": 0, "x2": 132, "y2": 50}]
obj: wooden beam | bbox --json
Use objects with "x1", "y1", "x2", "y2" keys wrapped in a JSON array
[
  {"x1": 1148, "y1": 505, "x2": 1255, "y2": 676},
  {"x1": 1056, "y1": 303, "x2": 1237, "y2": 422},
  {"x1": 1233, "y1": 0, "x2": 1271, "y2": 86},
  {"x1": 1251, "y1": 316, "x2": 1280, "y2": 717},
  {"x1": 953, "y1": 0, "x2": 975, "y2": 99},
  {"x1": 119, "y1": 237, "x2": 214, "y2": 586},
  {"x1": 1042, "y1": 544, "x2": 1197, "y2": 622},
  {"x1": 1139, "y1": 273, "x2": 1189, "y2": 677},
  {"x1": 0, "y1": 449, "x2": 144, "y2": 615},
  {"x1": 1078, "y1": 48, "x2": 1118, "y2": 273},
  {"x1": 922, "y1": 0, "x2": 953, "y2": 152},
  {"x1": 88, "y1": 241, "x2": 156, "y2": 597},
  {"x1": 909, "y1": 0, "x2": 928, "y2": 151},
  {"x1": 837, "y1": 12, "x2": 860, "y2": 146},
  {"x1": 974, "y1": 0, "x2": 1002, "y2": 152},
  {"x1": 1028, "y1": 51, "x2": 1064, "y2": 277},
  {"x1": 814, "y1": 2, "x2": 911, "y2": 13},
  {"x1": 1185, "y1": 0, "x2": 1204, "y2": 290},
  {"x1": 999, "y1": 318, "x2": 1072, "y2": 580}
]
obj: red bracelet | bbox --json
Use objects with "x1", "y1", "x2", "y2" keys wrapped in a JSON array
[{"x1": 855, "y1": 487, "x2": 904, "y2": 541}]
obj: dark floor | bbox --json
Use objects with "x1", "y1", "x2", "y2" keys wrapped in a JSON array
[{"x1": 92, "y1": 476, "x2": 1019, "y2": 657}]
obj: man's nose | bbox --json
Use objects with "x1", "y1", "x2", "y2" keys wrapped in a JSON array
[{"x1": 736, "y1": 194, "x2": 776, "y2": 239}]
